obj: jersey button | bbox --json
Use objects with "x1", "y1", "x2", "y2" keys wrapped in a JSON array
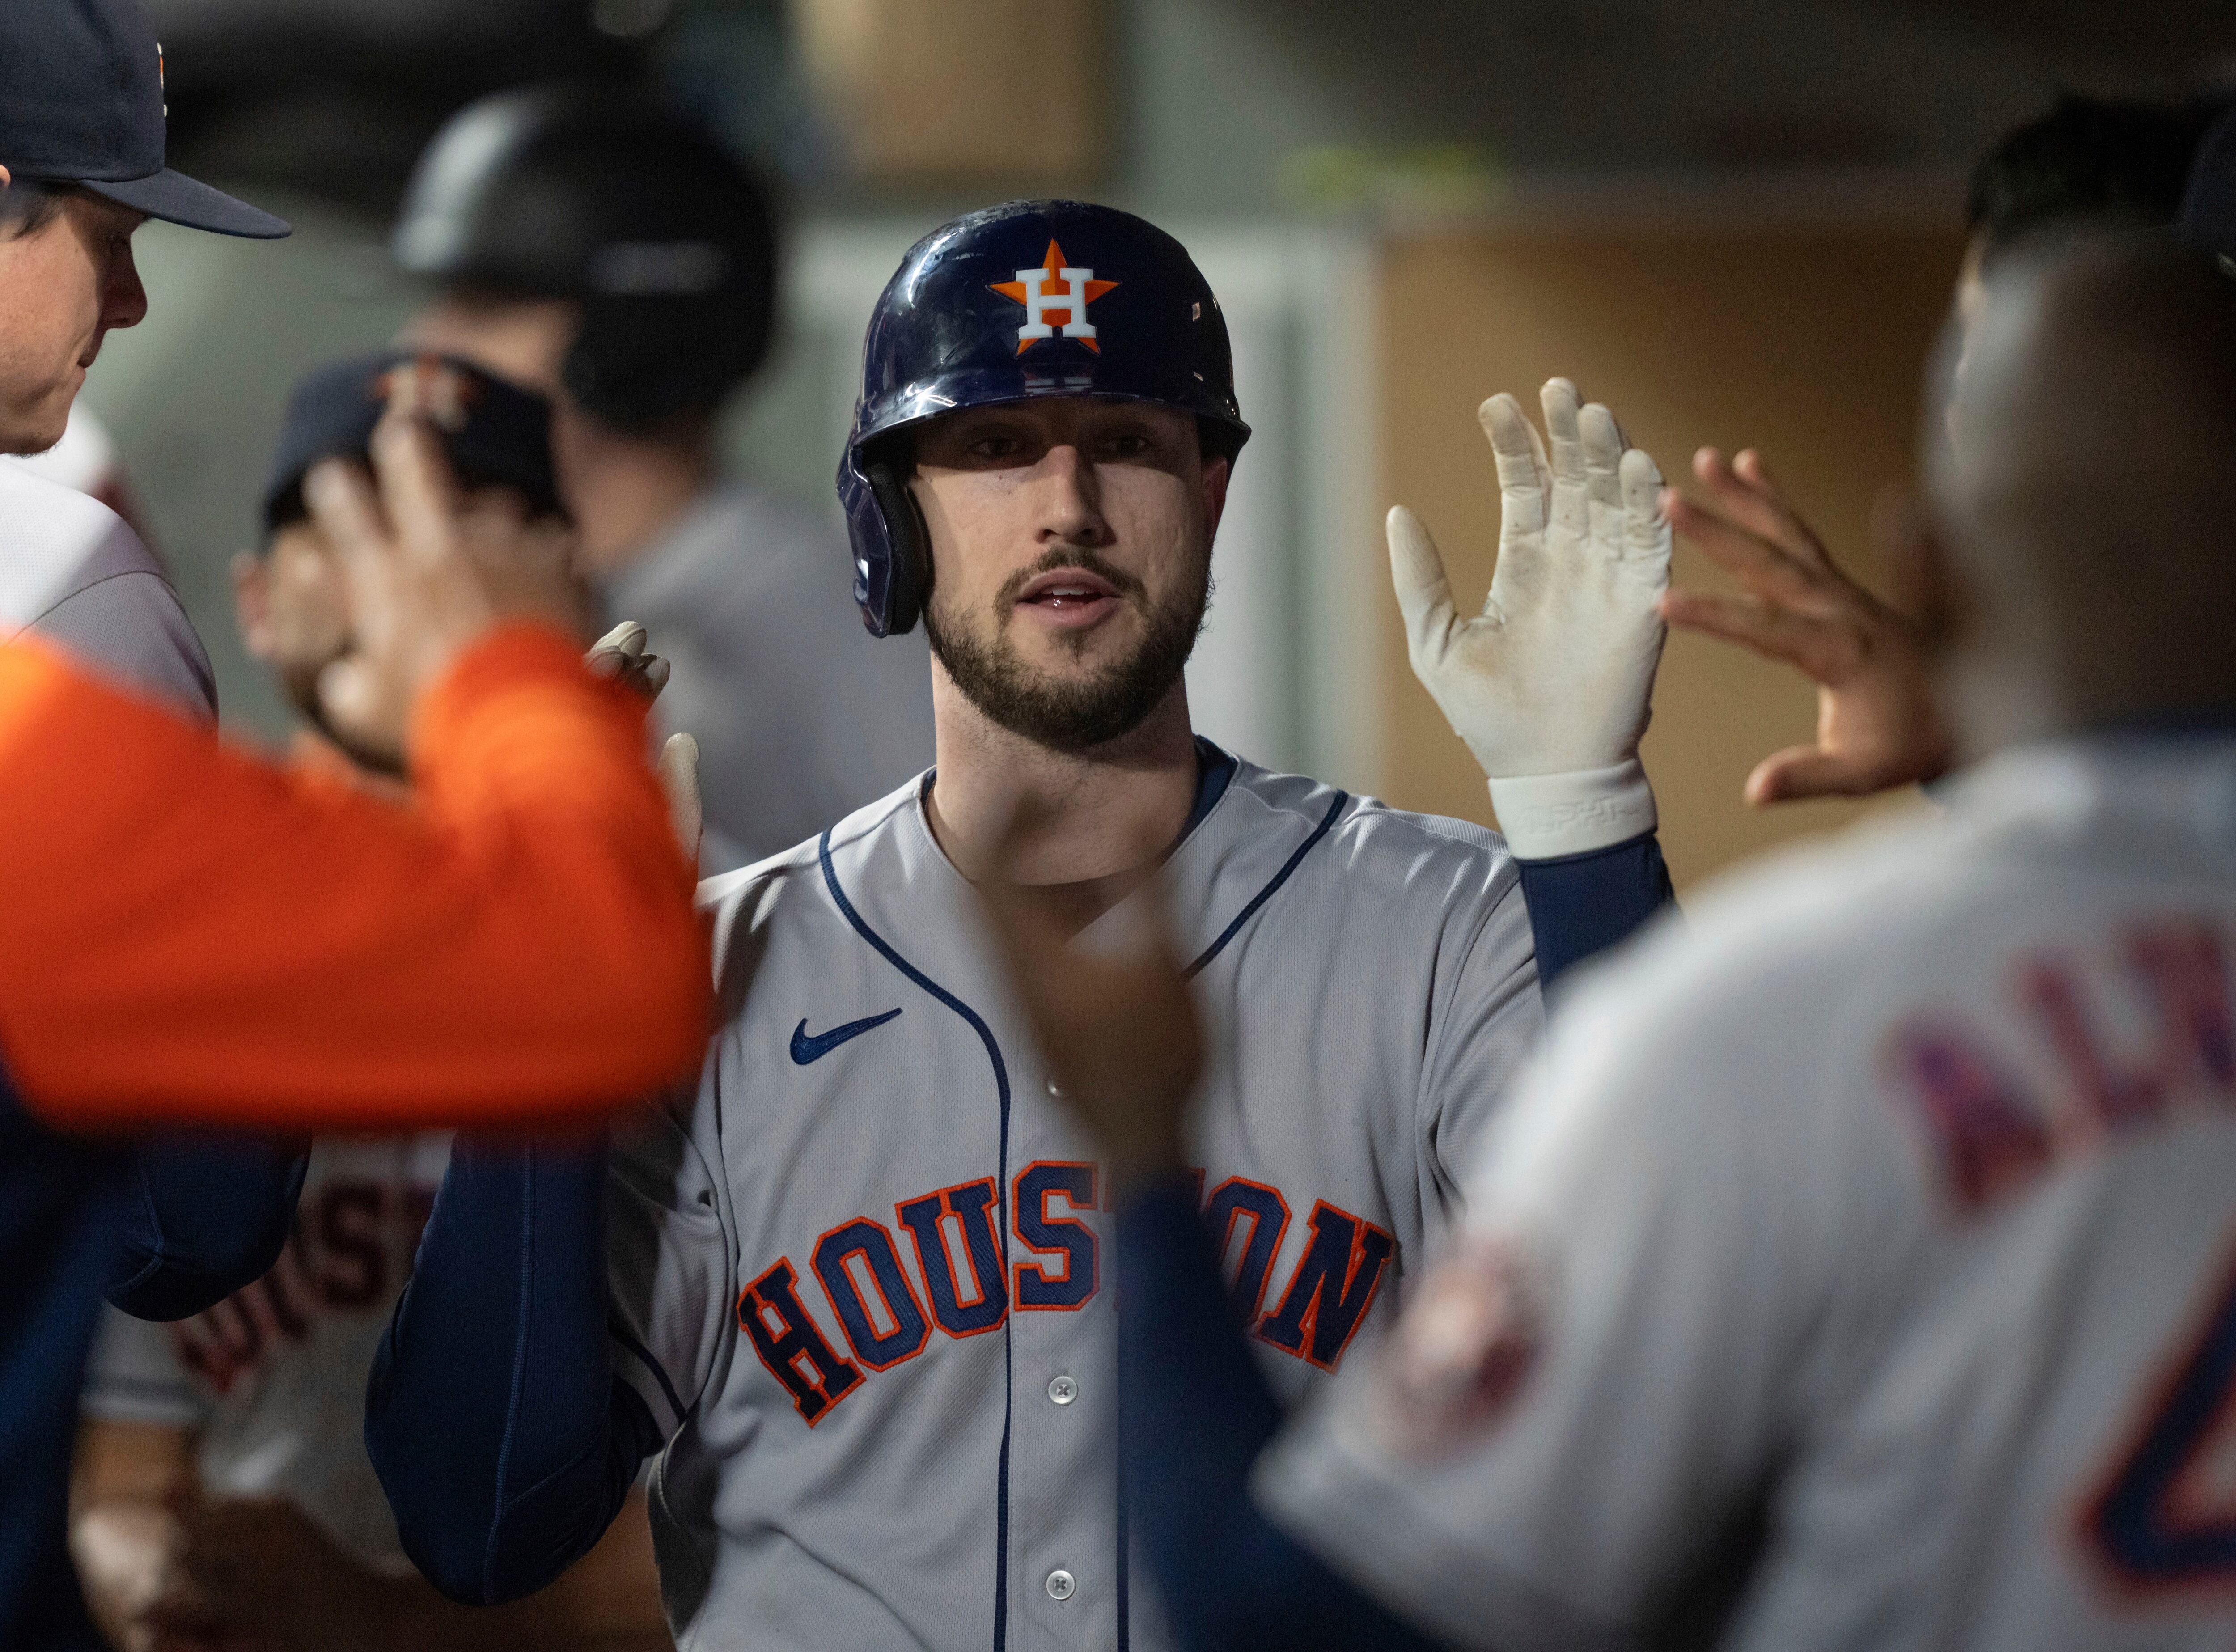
[
  {"x1": 1046, "y1": 1569, "x2": 1076, "y2": 1602},
  {"x1": 1047, "y1": 1373, "x2": 1078, "y2": 1406},
  {"x1": 1045, "y1": 1079, "x2": 1064, "y2": 1098}
]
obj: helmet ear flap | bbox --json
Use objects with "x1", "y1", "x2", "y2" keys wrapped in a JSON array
[{"x1": 865, "y1": 458, "x2": 932, "y2": 635}]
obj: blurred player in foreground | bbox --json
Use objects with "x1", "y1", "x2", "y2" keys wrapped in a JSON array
[
  {"x1": 366, "y1": 199, "x2": 1677, "y2": 1649},
  {"x1": 991, "y1": 231, "x2": 2236, "y2": 1650},
  {"x1": 394, "y1": 85, "x2": 934, "y2": 870},
  {"x1": 0, "y1": 0, "x2": 709, "y2": 1643},
  {"x1": 70, "y1": 353, "x2": 673, "y2": 1652},
  {"x1": 1662, "y1": 93, "x2": 2223, "y2": 809}
]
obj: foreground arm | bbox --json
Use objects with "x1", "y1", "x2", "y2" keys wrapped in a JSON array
[
  {"x1": 0, "y1": 626, "x2": 703, "y2": 1131},
  {"x1": 106, "y1": 1136, "x2": 310, "y2": 1320},
  {"x1": 0, "y1": 414, "x2": 707, "y2": 1134},
  {"x1": 366, "y1": 1136, "x2": 663, "y2": 1605}
]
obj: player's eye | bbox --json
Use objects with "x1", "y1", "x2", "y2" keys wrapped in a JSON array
[
  {"x1": 967, "y1": 434, "x2": 1024, "y2": 461},
  {"x1": 1102, "y1": 431, "x2": 1154, "y2": 460}
]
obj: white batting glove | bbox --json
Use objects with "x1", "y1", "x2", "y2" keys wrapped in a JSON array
[{"x1": 1391, "y1": 378, "x2": 1672, "y2": 859}]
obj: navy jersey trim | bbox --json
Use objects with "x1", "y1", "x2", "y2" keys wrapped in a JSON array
[
  {"x1": 608, "y1": 1311, "x2": 689, "y2": 1430},
  {"x1": 1183, "y1": 791, "x2": 1348, "y2": 979},
  {"x1": 819, "y1": 829, "x2": 1017, "y2": 1652}
]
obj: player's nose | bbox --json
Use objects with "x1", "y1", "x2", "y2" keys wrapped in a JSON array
[{"x1": 1033, "y1": 444, "x2": 1108, "y2": 546}]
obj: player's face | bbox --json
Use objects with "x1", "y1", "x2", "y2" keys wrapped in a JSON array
[
  {"x1": 0, "y1": 188, "x2": 147, "y2": 455},
  {"x1": 234, "y1": 519, "x2": 413, "y2": 773},
  {"x1": 909, "y1": 398, "x2": 1230, "y2": 751}
]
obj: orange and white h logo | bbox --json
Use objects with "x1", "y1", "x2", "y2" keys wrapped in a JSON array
[{"x1": 991, "y1": 240, "x2": 1118, "y2": 356}]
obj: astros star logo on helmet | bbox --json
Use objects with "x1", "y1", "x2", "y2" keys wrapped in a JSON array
[{"x1": 990, "y1": 241, "x2": 1118, "y2": 355}]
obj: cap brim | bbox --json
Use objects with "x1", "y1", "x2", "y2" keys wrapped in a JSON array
[{"x1": 81, "y1": 169, "x2": 290, "y2": 239}]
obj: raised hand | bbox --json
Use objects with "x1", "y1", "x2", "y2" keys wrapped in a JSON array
[
  {"x1": 584, "y1": 621, "x2": 702, "y2": 863},
  {"x1": 1391, "y1": 379, "x2": 1670, "y2": 856},
  {"x1": 973, "y1": 816, "x2": 1202, "y2": 1186},
  {"x1": 305, "y1": 411, "x2": 580, "y2": 761},
  {"x1": 1660, "y1": 447, "x2": 1949, "y2": 805}
]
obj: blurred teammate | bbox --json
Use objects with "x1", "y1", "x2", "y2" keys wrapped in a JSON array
[
  {"x1": 1002, "y1": 230, "x2": 2236, "y2": 1651},
  {"x1": 1663, "y1": 93, "x2": 2224, "y2": 809},
  {"x1": 71, "y1": 353, "x2": 673, "y2": 1652},
  {"x1": 0, "y1": 3, "x2": 708, "y2": 1644},
  {"x1": 393, "y1": 85, "x2": 934, "y2": 870},
  {"x1": 368, "y1": 199, "x2": 1677, "y2": 1649}
]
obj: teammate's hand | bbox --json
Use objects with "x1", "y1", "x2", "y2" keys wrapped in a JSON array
[
  {"x1": 974, "y1": 816, "x2": 1202, "y2": 1186},
  {"x1": 1392, "y1": 379, "x2": 1670, "y2": 857},
  {"x1": 584, "y1": 620, "x2": 673, "y2": 705},
  {"x1": 658, "y1": 733, "x2": 703, "y2": 866},
  {"x1": 583, "y1": 622, "x2": 703, "y2": 861},
  {"x1": 1660, "y1": 447, "x2": 1950, "y2": 805},
  {"x1": 305, "y1": 411, "x2": 579, "y2": 760}
]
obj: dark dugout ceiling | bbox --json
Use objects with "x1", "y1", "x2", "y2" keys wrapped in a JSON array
[
  {"x1": 145, "y1": 0, "x2": 657, "y2": 212},
  {"x1": 1875, "y1": 0, "x2": 2236, "y2": 69}
]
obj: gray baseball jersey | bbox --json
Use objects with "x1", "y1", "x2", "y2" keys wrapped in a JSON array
[
  {"x1": 596, "y1": 484, "x2": 934, "y2": 873},
  {"x1": 0, "y1": 462, "x2": 214, "y2": 718},
  {"x1": 83, "y1": 1134, "x2": 450, "y2": 1570},
  {"x1": 607, "y1": 755, "x2": 1542, "y2": 1649},
  {"x1": 1261, "y1": 737, "x2": 2236, "y2": 1652}
]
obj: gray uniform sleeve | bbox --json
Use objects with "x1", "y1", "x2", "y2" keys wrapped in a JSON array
[
  {"x1": 1420, "y1": 874, "x2": 1546, "y2": 1210},
  {"x1": 33, "y1": 562, "x2": 216, "y2": 721}
]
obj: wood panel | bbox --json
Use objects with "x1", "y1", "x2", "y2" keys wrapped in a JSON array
[
  {"x1": 795, "y1": 0, "x2": 1109, "y2": 186},
  {"x1": 1375, "y1": 226, "x2": 1966, "y2": 890}
]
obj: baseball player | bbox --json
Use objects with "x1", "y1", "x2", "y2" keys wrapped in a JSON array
[
  {"x1": 392, "y1": 85, "x2": 935, "y2": 871},
  {"x1": 0, "y1": 2, "x2": 708, "y2": 1642},
  {"x1": 367, "y1": 199, "x2": 1678, "y2": 1650},
  {"x1": 71, "y1": 352, "x2": 675, "y2": 1652},
  {"x1": 1001, "y1": 230, "x2": 2236, "y2": 1652}
]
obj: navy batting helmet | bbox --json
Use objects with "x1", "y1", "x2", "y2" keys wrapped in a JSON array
[{"x1": 838, "y1": 199, "x2": 1251, "y2": 637}]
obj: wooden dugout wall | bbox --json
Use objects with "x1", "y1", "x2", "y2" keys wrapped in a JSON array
[{"x1": 1370, "y1": 222, "x2": 1968, "y2": 891}]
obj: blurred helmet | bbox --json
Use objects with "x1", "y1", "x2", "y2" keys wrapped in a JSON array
[
  {"x1": 837, "y1": 199, "x2": 1250, "y2": 638},
  {"x1": 393, "y1": 84, "x2": 777, "y2": 433}
]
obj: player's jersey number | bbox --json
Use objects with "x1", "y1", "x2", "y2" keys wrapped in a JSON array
[{"x1": 2085, "y1": 1240, "x2": 2236, "y2": 1591}]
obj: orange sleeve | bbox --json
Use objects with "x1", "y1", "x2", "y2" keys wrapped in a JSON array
[{"x1": 0, "y1": 625, "x2": 709, "y2": 1131}]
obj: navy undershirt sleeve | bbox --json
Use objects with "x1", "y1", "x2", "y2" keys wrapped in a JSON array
[
  {"x1": 1515, "y1": 829, "x2": 1674, "y2": 993},
  {"x1": 1122, "y1": 829, "x2": 1674, "y2": 1648},
  {"x1": 365, "y1": 1134, "x2": 659, "y2": 1605},
  {"x1": 106, "y1": 1135, "x2": 310, "y2": 1320},
  {"x1": 1122, "y1": 1178, "x2": 1450, "y2": 1651}
]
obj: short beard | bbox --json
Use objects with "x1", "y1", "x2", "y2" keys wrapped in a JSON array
[{"x1": 925, "y1": 546, "x2": 1210, "y2": 753}]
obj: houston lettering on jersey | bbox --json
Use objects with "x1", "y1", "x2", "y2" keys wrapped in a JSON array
[
  {"x1": 738, "y1": 1163, "x2": 1396, "y2": 1424},
  {"x1": 1891, "y1": 919, "x2": 2235, "y2": 1214}
]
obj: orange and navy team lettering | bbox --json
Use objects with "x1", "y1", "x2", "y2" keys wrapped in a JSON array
[{"x1": 740, "y1": 1165, "x2": 1398, "y2": 1424}]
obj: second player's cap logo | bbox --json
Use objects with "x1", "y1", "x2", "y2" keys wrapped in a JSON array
[{"x1": 991, "y1": 240, "x2": 1118, "y2": 356}]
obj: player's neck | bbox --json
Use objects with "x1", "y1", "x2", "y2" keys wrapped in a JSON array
[{"x1": 926, "y1": 669, "x2": 1198, "y2": 934}]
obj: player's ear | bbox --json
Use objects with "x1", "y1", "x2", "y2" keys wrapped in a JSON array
[{"x1": 1199, "y1": 451, "x2": 1231, "y2": 538}]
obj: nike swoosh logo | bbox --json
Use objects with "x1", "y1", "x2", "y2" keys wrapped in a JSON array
[{"x1": 790, "y1": 1008, "x2": 903, "y2": 1065}]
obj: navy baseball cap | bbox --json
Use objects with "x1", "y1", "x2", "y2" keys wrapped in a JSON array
[
  {"x1": 263, "y1": 353, "x2": 563, "y2": 534},
  {"x1": 0, "y1": 0, "x2": 288, "y2": 238}
]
